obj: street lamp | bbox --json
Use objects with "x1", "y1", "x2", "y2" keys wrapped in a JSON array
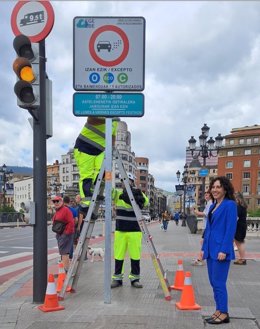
[
  {"x1": 176, "y1": 165, "x2": 188, "y2": 227},
  {"x1": 50, "y1": 178, "x2": 62, "y2": 196},
  {"x1": 176, "y1": 170, "x2": 182, "y2": 214},
  {"x1": 182, "y1": 164, "x2": 188, "y2": 227},
  {"x1": 188, "y1": 123, "x2": 223, "y2": 210},
  {"x1": 0, "y1": 164, "x2": 13, "y2": 208}
]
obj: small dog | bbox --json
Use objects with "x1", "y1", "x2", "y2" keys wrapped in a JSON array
[{"x1": 88, "y1": 247, "x2": 105, "y2": 262}]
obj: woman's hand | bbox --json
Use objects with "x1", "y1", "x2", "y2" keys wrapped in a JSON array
[
  {"x1": 198, "y1": 250, "x2": 204, "y2": 261},
  {"x1": 218, "y1": 252, "x2": 226, "y2": 261}
]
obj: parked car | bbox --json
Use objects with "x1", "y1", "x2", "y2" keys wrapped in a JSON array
[{"x1": 142, "y1": 212, "x2": 151, "y2": 222}]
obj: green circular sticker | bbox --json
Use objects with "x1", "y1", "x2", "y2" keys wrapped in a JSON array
[{"x1": 117, "y1": 73, "x2": 128, "y2": 84}]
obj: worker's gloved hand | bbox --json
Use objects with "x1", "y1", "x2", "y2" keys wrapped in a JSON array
[
  {"x1": 132, "y1": 188, "x2": 145, "y2": 209},
  {"x1": 119, "y1": 189, "x2": 131, "y2": 205}
]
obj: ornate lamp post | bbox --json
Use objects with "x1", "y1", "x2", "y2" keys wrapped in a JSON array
[
  {"x1": 176, "y1": 164, "x2": 188, "y2": 227},
  {"x1": 182, "y1": 164, "x2": 188, "y2": 227},
  {"x1": 188, "y1": 123, "x2": 223, "y2": 210},
  {"x1": 0, "y1": 164, "x2": 13, "y2": 208},
  {"x1": 50, "y1": 178, "x2": 62, "y2": 196}
]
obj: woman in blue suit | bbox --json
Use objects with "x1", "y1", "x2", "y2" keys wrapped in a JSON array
[{"x1": 200, "y1": 176, "x2": 237, "y2": 325}]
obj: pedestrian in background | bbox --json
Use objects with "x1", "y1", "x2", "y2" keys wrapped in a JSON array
[
  {"x1": 63, "y1": 196, "x2": 78, "y2": 261},
  {"x1": 234, "y1": 192, "x2": 248, "y2": 265},
  {"x1": 52, "y1": 196, "x2": 75, "y2": 273},
  {"x1": 162, "y1": 210, "x2": 170, "y2": 232},
  {"x1": 173, "y1": 211, "x2": 180, "y2": 226},
  {"x1": 200, "y1": 176, "x2": 237, "y2": 325},
  {"x1": 192, "y1": 189, "x2": 214, "y2": 266},
  {"x1": 111, "y1": 173, "x2": 149, "y2": 289}
]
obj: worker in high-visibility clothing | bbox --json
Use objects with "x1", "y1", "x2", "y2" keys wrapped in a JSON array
[
  {"x1": 111, "y1": 173, "x2": 149, "y2": 288},
  {"x1": 74, "y1": 116, "x2": 119, "y2": 230}
]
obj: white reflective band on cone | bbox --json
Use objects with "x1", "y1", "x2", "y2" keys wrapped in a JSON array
[
  {"x1": 184, "y1": 276, "x2": 192, "y2": 286},
  {"x1": 46, "y1": 282, "x2": 57, "y2": 295}
]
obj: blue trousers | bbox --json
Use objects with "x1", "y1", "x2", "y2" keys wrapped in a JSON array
[
  {"x1": 206, "y1": 258, "x2": 231, "y2": 313},
  {"x1": 162, "y1": 221, "x2": 168, "y2": 231}
]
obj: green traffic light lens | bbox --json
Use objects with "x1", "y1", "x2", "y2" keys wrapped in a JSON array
[{"x1": 20, "y1": 87, "x2": 35, "y2": 104}]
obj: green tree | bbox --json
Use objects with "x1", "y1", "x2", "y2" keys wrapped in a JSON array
[{"x1": 0, "y1": 205, "x2": 16, "y2": 213}]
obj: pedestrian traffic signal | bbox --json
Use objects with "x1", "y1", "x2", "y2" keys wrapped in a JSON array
[{"x1": 13, "y1": 34, "x2": 40, "y2": 109}]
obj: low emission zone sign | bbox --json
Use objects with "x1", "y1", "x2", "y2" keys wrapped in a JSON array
[
  {"x1": 73, "y1": 16, "x2": 145, "y2": 91},
  {"x1": 73, "y1": 93, "x2": 144, "y2": 117}
]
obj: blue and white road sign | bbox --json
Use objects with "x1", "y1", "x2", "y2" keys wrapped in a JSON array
[
  {"x1": 199, "y1": 168, "x2": 209, "y2": 177},
  {"x1": 73, "y1": 92, "x2": 144, "y2": 117}
]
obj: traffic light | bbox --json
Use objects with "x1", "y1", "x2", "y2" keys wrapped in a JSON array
[{"x1": 13, "y1": 34, "x2": 40, "y2": 109}]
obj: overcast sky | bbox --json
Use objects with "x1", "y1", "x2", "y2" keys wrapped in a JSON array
[{"x1": 1, "y1": 1, "x2": 260, "y2": 192}]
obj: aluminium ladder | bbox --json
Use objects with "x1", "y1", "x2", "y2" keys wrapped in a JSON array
[{"x1": 59, "y1": 148, "x2": 171, "y2": 301}]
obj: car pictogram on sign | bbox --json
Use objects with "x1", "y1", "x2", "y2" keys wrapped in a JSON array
[
  {"x1": 20, "y1": 11, "x2": 45, "y2": 27},
  {"x1": 97, "y1": 41, "x2": 111, "y2": 52}
]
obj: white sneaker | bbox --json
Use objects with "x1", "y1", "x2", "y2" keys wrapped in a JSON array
[{"x1": 191, "y1": 259, "x2": 204, "y2": 266}]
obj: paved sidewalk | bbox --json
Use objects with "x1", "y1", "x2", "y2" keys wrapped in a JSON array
[{"x1": 0, "y1": 220, "x2": 259, "y2": 329}]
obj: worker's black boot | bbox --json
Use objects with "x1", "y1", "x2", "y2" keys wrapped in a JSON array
[
  {"x1": 131, "y1": 280, "x2": 143, "y2": 288},
  {"x1": 111, "y1": 280, "x2": 123, "y2": 288}
]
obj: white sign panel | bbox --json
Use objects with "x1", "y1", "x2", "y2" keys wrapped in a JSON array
[{"x1": 73, "y1": 17, "x2": 145, "y2": 91}]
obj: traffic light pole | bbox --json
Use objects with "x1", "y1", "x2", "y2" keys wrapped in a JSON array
[{"x1": 33, "y1": 39, "x2": 48, "y2": 303}]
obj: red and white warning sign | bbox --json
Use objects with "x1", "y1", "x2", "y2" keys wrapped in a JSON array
[
  {"x1": 11, "y1": 0, "x2": 55, "y2": 43},
  {"x1": 73, "y1": 17, "x2": 145, "y2": 91}
]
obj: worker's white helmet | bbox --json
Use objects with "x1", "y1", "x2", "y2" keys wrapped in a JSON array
[{"x1": 127, "y1": 172, "x2": 135, "y2": 182}]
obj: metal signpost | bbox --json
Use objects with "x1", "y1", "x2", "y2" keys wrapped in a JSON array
[
  {"x1": 11, "y1": 0, "x2": 54, "y2": 303},
  {"x1": 73, "y1": 16, "x2": 145, "y2": 304}
]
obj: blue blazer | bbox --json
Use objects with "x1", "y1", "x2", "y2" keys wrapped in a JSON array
[{"x1": 202, "y1": 199, "x2": 237, "y2": 261}]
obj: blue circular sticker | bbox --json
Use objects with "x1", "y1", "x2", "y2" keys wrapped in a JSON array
[{"x1": 89, "y1": 73, "x2": 100, "y2": 84}]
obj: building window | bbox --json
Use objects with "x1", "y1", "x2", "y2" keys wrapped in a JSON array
[
  {"x1": 122, "y1": 154, "x2": 128, "y2": 161},
  {"x1": 242, "y1": 184, "x2": 250, "y2": 195},
  {"x1": 257, "y1": 199, "x2": 260, "y2": 206},
  {"x1": 140, "y1": 176, "x2": 146, "y2": 181},
  {"x1": 244, "y1": 149, "x2": 251, "y2": 155},
  {"x1": 257, "y1": 184, "x2": 260, "y2": 195},
  {"x1": 226, "y1": 161, "x2": 233, "y2": 168},
  {"x1": 229, "y1": 139, "x2": 234, "y2": 145},
  {"x1": 246, "y1": 138, "x2": 251, "y2": 145},
  {"x1": 227, "y1": 151, "x2": 234, "y2": 156},
  {"x1": 226, "y1": 173, "x2": 233, "y2": 180},
  {"x1": 253, "y1": 137, "x2": 259, "y2": 144},
  {"x1": 244, "y1": 160, "x2": 251, "y2": 168},
  {"x1": 239, "y1": 138, "x2": 245, "y2": 145},
  {"x1": 243, "y1": 172, "x2": 250, "y2": 179}
]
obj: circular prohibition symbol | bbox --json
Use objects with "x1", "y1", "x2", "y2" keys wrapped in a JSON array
[{"x1": 89, "y1": 25, "x2": 129, "y2": 67}]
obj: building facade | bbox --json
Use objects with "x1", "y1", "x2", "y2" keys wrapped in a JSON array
[
  {"x1": 114, "y1": 120, "x2": 136, "y2": 188},
  {"x1": 218, "y1": 124, "x2": 260, "y2": 211},
  {"x1": 13, "y1": 177, "x2": 33, "y2": 212}
]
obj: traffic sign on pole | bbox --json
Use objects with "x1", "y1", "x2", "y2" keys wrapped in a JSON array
[
  {"x1": 73, "y1": 17, "x2": 145, "y2": 91},
  {"x1": 73, "y1": 92, "x2": 144, "y2": 117},
  {"x1": 11, "y1": 0, "x2": 55, "y2": 42}
]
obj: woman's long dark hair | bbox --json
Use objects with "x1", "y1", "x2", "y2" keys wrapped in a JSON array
[
  {"x1": 235, "y1": 192, "x2": 248, "y2": 209},
  {"x1": 209, "y1": 176, "x2": 235, "y2": 201}
]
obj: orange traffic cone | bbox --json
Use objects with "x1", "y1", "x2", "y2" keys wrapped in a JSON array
[
  {"x1": 38, "y1": 274, "x2": 65, "y2": 312},
  {"x1": 175, "y1": 271, "x2": 201, "y2": 310},
  {"x1": 56, "y1": 263, "x2": 66, "y2": 293},
  {"x1": 170, "y1": 259, "x2": 185, "y2": 290}
]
